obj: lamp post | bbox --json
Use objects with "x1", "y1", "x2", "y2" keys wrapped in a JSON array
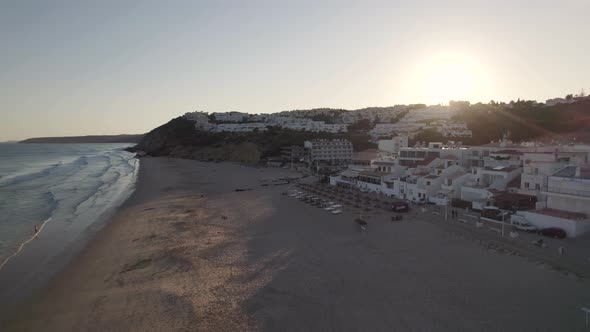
[{"x1": 501, "y1": 211, "x2": 505, "y2": 237}]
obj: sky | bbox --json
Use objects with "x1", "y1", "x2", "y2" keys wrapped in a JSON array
[{"x1": 1, "y1": 0, "x2": 589, "y2": 141}]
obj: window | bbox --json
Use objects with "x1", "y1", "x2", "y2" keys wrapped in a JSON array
[
  {"x1": 524, "y1": 182, "x2": 529, "y2": 188},
  {"x1": 427, "y1": 181, "x2": 431, "y2": 185},
  {"x1": 535, "y1": 184, "x2": 540, "y2": 190}
]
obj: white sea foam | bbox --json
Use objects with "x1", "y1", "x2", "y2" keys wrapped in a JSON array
[{"x1": 0, "y1": 143, "x2": 138, "y2": 268}]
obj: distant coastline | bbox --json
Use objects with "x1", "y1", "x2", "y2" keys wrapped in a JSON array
[{"x1": 20, "y1": 134, "x2": 144, "y2": 144}]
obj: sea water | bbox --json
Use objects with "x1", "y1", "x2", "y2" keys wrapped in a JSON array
[{"x1": 0, "y1": 143, "x2": 138, "y2": 270}]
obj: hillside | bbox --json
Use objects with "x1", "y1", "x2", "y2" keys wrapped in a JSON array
[
  {"x1": 452, "y1": 99, "x2": 590, "y2": 145},
  {"x1": 129, "y1": 99, "x2": 590, "y2": 163},
  {"x1": 20, "y1": 134, "x2": 144, "y2": 144},
  {"x1": 128, "y1": 117, "x2": 375, "y2": 162}
]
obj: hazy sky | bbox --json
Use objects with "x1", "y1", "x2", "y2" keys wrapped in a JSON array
[{"x1": 1, "y1": 0, "x2": 589, "y2": 141}]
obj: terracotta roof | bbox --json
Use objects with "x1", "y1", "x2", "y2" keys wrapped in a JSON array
[
  {"x1": 507, "y1": 175, "x2": 521, "y2": 188},
  {"x1": 359, "y1": 170, "x2": 388, "y2": 177},
  {"x1": 530, "y1": 208, "x2": 587, "y2": 220},
  {"x1": 487, "y1": 189, "x2": 504, "y2": 195},
  {"x1": 492, "y1": 192, "x2": 536, "y2": 201},
  {"x1": 416, "y1": 157, "x2": 436, "y2": 166}
]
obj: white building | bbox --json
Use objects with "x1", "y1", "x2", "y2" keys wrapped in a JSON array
[
  {"x1": 513, "y1": 165, "x2": 590, "y2": 237},
  {"x1": 212, "y1": 111, "x2": 249, "y2": 122},
  {"x1": 484, "y1": 150, "x2": 523, "y2": 169},
  {"x1": 213, "y1": 123, "x2": 268, "y2": 132},
  {"x1": 184, "y1": 111, "x2": 212, "y2": 130},
  {"x1": 520, "y1": 152, "x2": 566, "y2": 196},
  {"x1": 304, "y1": 139, "x2": 353, "y2": 164},
  {"x1": 439, "y1": 122, "x2": 472, "y2": 138},
  {"x1": 427, "y1": 165, "x2": 470, "y2": 205},
  {"x1": 542, "y1": 165, "x2": 590, "y2": 215},
  {"x1": 378, "y1": 136, "x2": 408, "y2": 154}
]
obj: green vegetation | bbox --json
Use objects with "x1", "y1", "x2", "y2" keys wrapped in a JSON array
[
  {"x1": 390, "y1": 109, "x2": 409, "y2": 123},
  {"x1": 410, "y1": 128, "x2": 445, "y2": 145},
  {"x1": 452, "y1": 99, "x2": 590, "y2": 144},
  {"x1": 348, "y1": 119, "x2": 372, "y2": 131}
]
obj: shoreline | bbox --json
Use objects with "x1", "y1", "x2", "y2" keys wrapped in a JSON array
[
  {"x1": 5, "y1": 157, "x2": 590, "y2": 331},
  {"x1": 0, "y1": 153, "x2": 140, "y2": 321},
  {"x1": 0, "y1": 216, "x2": 52, "y2": 272}
]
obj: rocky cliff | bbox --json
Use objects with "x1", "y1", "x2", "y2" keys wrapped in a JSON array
[{"x1": 127, "y1": 117, "x2": 263, "y2": 162}]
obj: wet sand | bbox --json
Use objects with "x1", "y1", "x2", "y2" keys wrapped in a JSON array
[{"x1": 5, "y1": 157, "x2": 590, "y2": 331}]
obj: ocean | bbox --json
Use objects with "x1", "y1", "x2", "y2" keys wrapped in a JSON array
[{"x1": 0, "y1": 143, "x2": 139, "y2": 271}]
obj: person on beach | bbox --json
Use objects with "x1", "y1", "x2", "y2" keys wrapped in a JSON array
[{"x1": 34, "y1": 225, "x2": 39, "y2": 238}]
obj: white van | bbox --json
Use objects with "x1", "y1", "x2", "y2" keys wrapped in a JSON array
[{"x1": 510, "y1": 215, "x2": 538, "y2": 232}]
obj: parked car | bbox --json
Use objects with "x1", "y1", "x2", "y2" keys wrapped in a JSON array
[
  {"x1": 391, "y1": 199, "x2": 409, "y2": 212},
  {"x1": 482, "y1": 206, "x2": 511, "y2": 221},
  {"x1": 539, "y1": 227, "x2": 566, "y2": 239},
  {"x1": 511, "y1": 220, "x2": 538, "y2": 232}
]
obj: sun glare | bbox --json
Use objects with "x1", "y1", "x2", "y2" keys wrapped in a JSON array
[{"x1": 404, "y1": 52, "x2": 491, "y2": 105}]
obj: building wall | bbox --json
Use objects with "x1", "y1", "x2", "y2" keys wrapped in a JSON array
[
  {"x1": 521, "y1": 174, "x2": 544, "y2": 192},
  {"x1": 305, "y1": 139, "x2": 353, "y2": 163},
  {"x1": 442, "y1": 173, "x2": 470, "y2": 199},
  {"x1": 516, "y1": 211, "x2": 590, "y2": 238},
  {"x1": 481, "y1": 168, "x2": 522, "y2": 190},
  {"x1": 378, "y1": 136, "x2": 408, "y2": 153},
  {"x1": 461, "y1": 186, "x2": 492, "y2": 202},
  {"x1": 547, "y1": 177, "x2": 590, "y2": 197},
  {"x1": 545, "y1": 192, "x2": 590, "y2": 215},
  {"x1": 418, "y1": 177, "x2": 443, "y2": 198}
]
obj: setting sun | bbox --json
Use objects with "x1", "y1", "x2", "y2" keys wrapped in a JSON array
[{"x1": 404, "y1": 52, "x2": 492, "y2": 105}]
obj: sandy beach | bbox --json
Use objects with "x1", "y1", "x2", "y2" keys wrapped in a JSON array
[{"x1": 4, "y1": 157, "x2": 590, "y2": 331}]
